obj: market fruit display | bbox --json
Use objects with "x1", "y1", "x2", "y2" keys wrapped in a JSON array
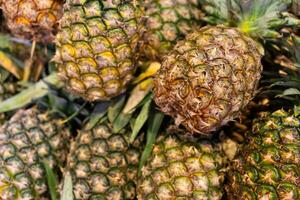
[
  {"x1": 67, "y1": 121, "x2": 143, "y2": 200},
  {"x1": 141, "y1": 0, "x2": 203, "y2": 60},
  {"x1": 54, "y1": 0, "x2": 144, "y2": 101},
  {"x1": 0, "y1": 108, "x2": 70, "y2": 199},
  {"x1": 1, "y1": 0, "x2": 63, "y2": 43},
  {"x1": 138, "y1": 133, "x2": 227, "y2": 200},
  {"x1": 0, "y1": 0, "x2": 299, "y2": 200},
  {"x1": 226, "y1": 109, "x2": 300, "y2": 200}
]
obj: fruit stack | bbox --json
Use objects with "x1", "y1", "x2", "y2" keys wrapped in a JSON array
[{"x1": 0, "y1": 0, "x2": 299, "y2": 200}]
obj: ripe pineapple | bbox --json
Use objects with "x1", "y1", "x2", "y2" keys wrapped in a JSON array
[
  {"x1": 54, "y1": 0, "x2": 144, "y2": 101},
  {"x1": 1, "y1": 0, "x2": 63, "y2": 43},
  {"x1": 0, "y1": 108, "x2": 70, "y2": 199},
  {"x1": 137, "y1": 132, "x2": 227, "y2": 200},
  {"x1": 226, "y1": 109, "x2": 300, "y2": 200},
  {"x1": 153, "y1": 0, "x2": 297, "y2": 135},
  {"x1": 141, "y1": 0, "x2": 203, "y2": 60},
  {"x1": 67, "y1": 121, "x2": 143, "y2": 199}
]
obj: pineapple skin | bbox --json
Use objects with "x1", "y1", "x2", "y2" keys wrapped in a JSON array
[
  {"x1": 0, "y1": 108, "x2": 70, "y2": 200},
  {"x1": 1, "y1": 0, "x2": 63, "y2": 43},
  {"x1": 226, "y1": 109, "x2": 300, "y2": 200},
  {"x1": 141, "y1": 0, "x2": 203, "y2": 60},
  {"x1": 67, "y1": 123, "x2": 143, "y2": 200},
  {"x1": 153, "y1": 25, "x2": 263, "y2": 135},
  {"x1": 54, "y1": 0, "x2": 144, "y2": 101},
  {"x1": 137, "y1": 133, "x2": 226, "y2": 200}
]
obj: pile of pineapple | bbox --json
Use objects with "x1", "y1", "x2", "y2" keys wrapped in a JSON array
[{"x1": 0, "y1": 0, "x2": 299, "y2": 200}]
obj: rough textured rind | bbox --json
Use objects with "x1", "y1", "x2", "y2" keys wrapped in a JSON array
[
  {"x1": 0, "y1": 108, "x2": 70, "y2": 200},
  {"x1": 153, "y1": 25, "x2": 263, "y2": 135},
  {"x1": 141, "y1": 0, "x2": 202, "y2": 60},
  {"x1": 138, "y1": 133, "x2": 226, "y2": 200},
  {"x1": 54, "y1": 0, "x2": 144, "y2": 101},
  {"x1": 67, "y1": 123, "x2": 143, "y2": 200},
  {"x1": 226, "y1": 109, "x2": 300, "y2": 200},
  {"x1": 1, "y1": 0, "x2": 63, "y2": 43}
]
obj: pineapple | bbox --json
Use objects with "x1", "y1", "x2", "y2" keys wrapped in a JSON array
[
  {"x1": 1, "y1": 0, "x2": 63, "y2": 43},
  {"x1": 54, "y1": 0, "x2": 144, "y2": 101},
  {"x1": 137, "y1": 132, "x2": 227, "y2": 200},
  {"x1": 141, "y1": 0, "x2": 203, "y2": 60},
  {"x1": 226, "y1": 109, "x2": 300, "y2": 200},
  {"x1": 153, "y1": 0, "x2": 298, "y2": 135},
  {"x1": 67, "y1": 120, "x2": 143, "y2": 199},
  {"x1": 0, "y1": 108, "x2": 70, "y2": 199}
]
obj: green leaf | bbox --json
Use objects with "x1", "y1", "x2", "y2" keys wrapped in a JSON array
[
  {"x1": 0, "y1": 73, "x2": 62, "y2": 113},
  {"x1": 271, "y1": 80, "x2": 300, "y2": 88},
  {"x1": 275, "y1": 88, "x2": 300, "y2": 98},
  {"x1": 0, "y1": 68, "x2": 10, "y2": 82},
  {"x1": 130, "y1": 98, "x2": 151, "y2": 143},
  {"x1": 48, "y1": 92, "x2": 68, "y2": 113},
  {"x1": 43, "y1": 161, "x2": 58, "y2": 200},
  {"x1": 283, "y1": 88, "x2": 300, "y2": 95},
  {"x1": 138, "y1": 111, "x2": 164, "y2": 175},
  {"x1": 122, "y1": 78, "x2": 153, "y2": 114},
  {"x1": 60, "y1": 173, "x2": 73, "y2": 200},
  {"x1": 85, "y1": 101, "x2": 112, "y2": 130},
  {"x1": 113, "y1": 112, "x2": 132, "y2": 133},
  {"x1": 200, "y1": 0, "x2": 230, "y2": 24},
  {"x1": 108, "y1": 95, "x2": 126, "y2": 123},
  {"x1": 0, "y1": 34, "x2": 13, "y2": 50}
]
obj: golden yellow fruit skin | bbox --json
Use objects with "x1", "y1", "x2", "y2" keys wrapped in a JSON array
[
  {"x1": 153, "y1": 25, "x2": 263, "y2": 135},
  {"x1": 2, "y1": 0, "x2": 63, "y2": 43},
  {"x1": 54, "y1": 0, "x2": 144, "y2": 101}
]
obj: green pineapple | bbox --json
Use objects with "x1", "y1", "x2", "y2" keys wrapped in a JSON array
[
  {"x1": 54, "y1": 0, "x2": 144, "y2": 101},
  {"x1": 67, "y1": 119, "x2": 143, "y2": 199},
  {"x1": 137, "y1": 132, "x2": 227, "y2": 200},
  {"x1": 0, "y1": 108, "x2": 70, "y2": 200},
  {"x1": 141, "y1": 0, "x2": 203, "y2": 60},
  {"x1": 153, "y1": 0, "x2": 299, "y2": 135},
  {"x1": 226, "y1": 109, "x2": 300, "y2": 200}
]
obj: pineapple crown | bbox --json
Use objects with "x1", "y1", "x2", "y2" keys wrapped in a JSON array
[{"x1": 201, "y1": 0, "x2": 300, "y2": 39}]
